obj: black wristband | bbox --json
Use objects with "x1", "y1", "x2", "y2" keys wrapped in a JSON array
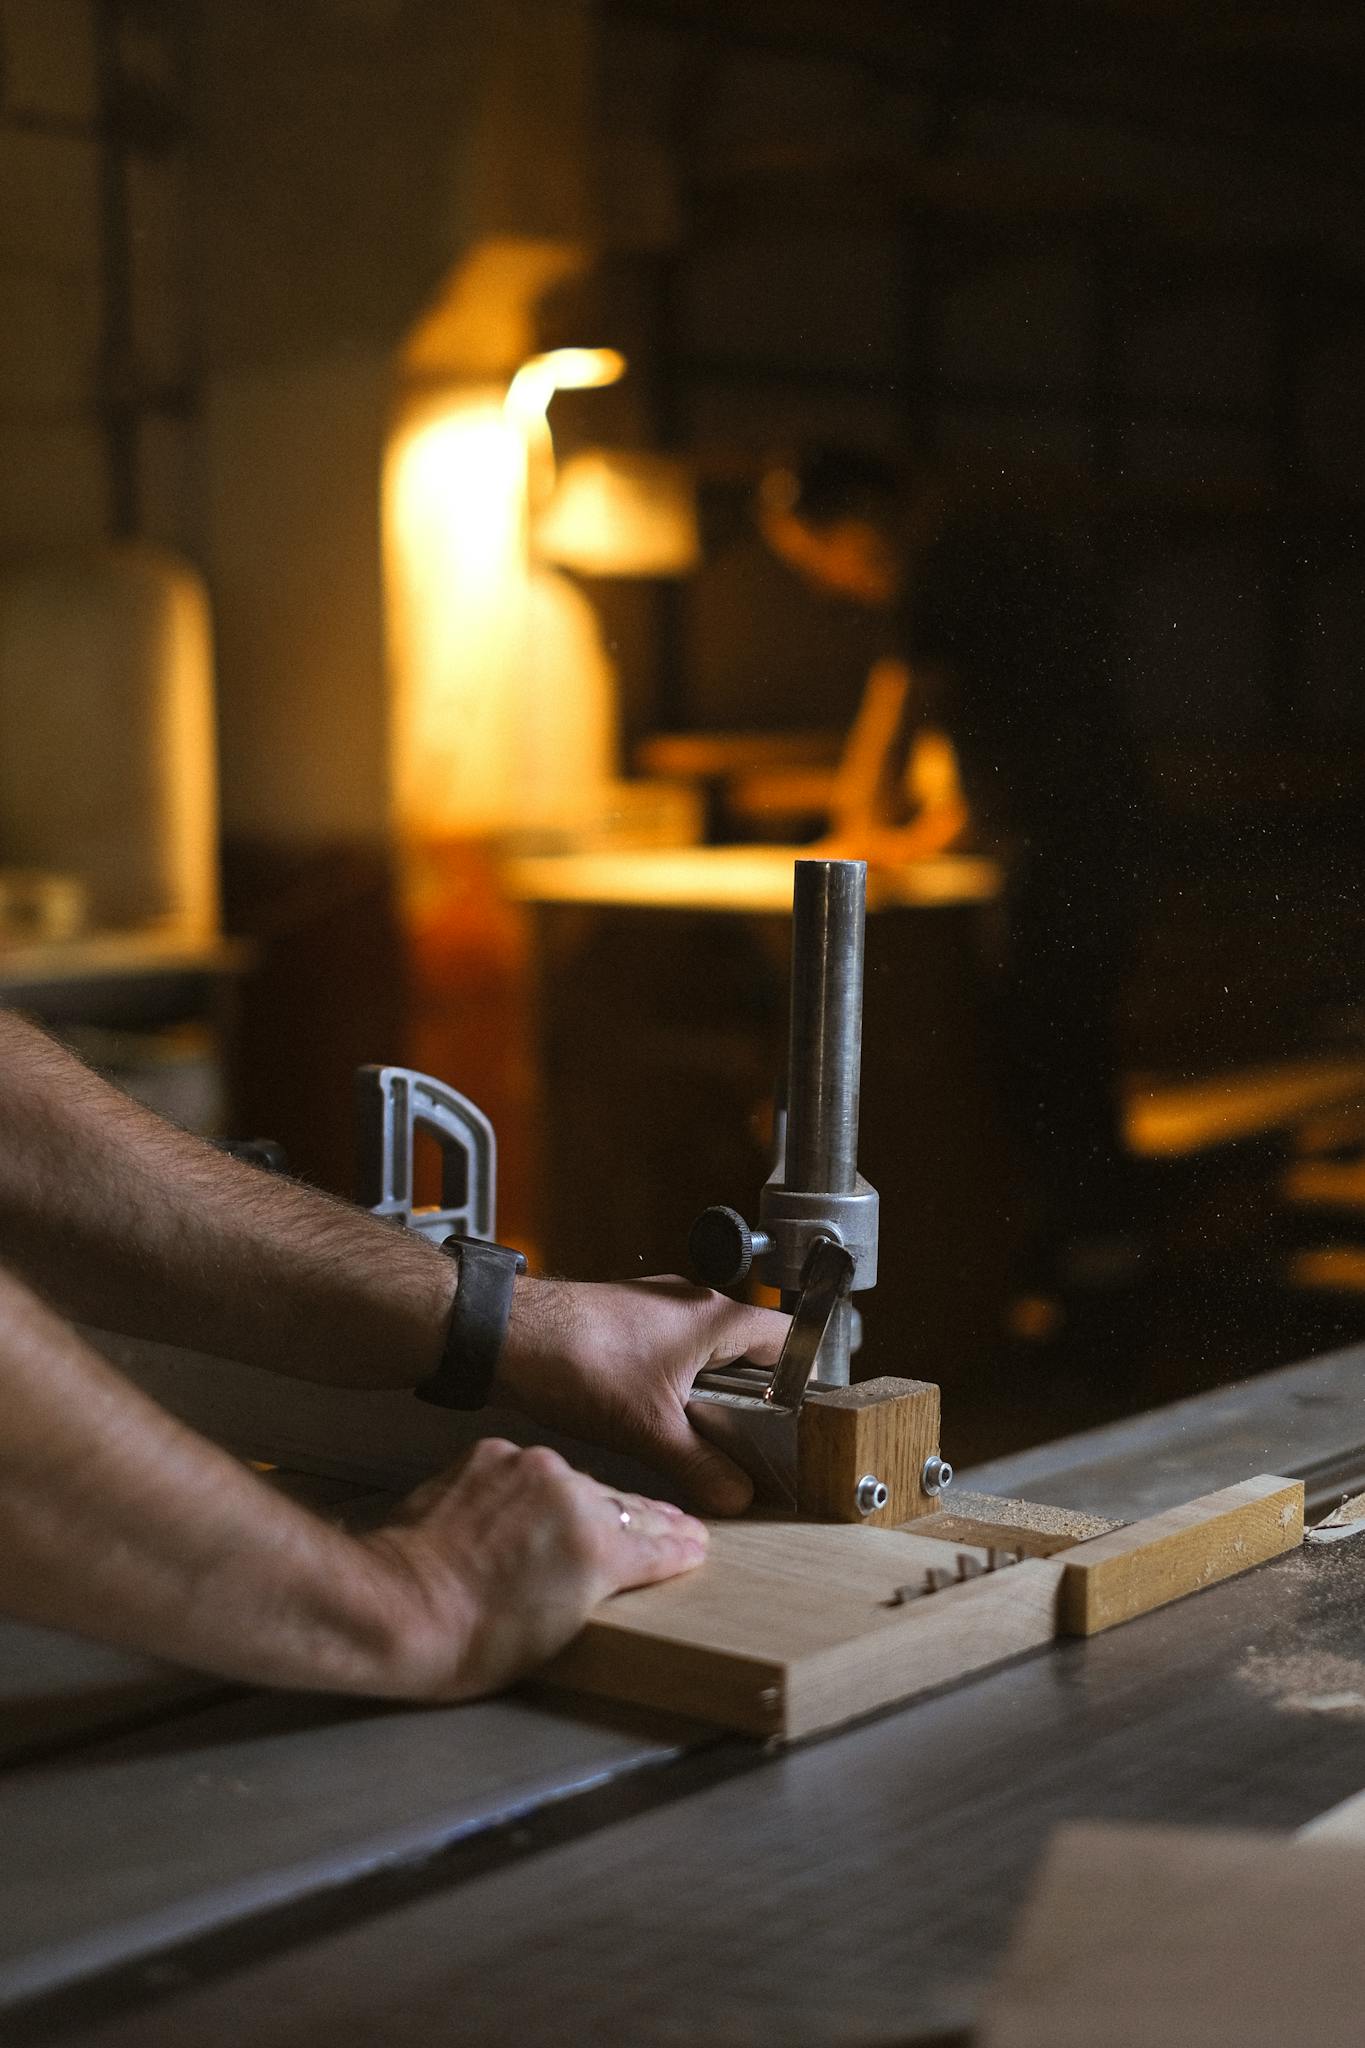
[{"x1": 415, "y1": 1235, "x2": 528, "y2": 1411}]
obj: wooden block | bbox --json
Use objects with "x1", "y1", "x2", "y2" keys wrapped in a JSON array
[
  {"x1": 1057, "y1": 1474, "x2": 1304, "y2": 1637},
  {"x1": 907, "y1": 1490, "x2": 1124, "y2": 1559},
  {"x1": 977, "y1": 1822, "x2": 1365, "y2": 2048},
  {"x1": 543, "y1": 1519, "x2": 1064, "y2": 1741},
  {"x1": 797, "y1": 1376, "x2": 942, "y2": 1525}
]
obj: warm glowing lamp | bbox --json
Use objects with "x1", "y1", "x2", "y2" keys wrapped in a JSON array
[
  {"x1": 504, "y1": 346, "x2": 627, "y2": 422},
  {"x1": 384, "y1": 352, "x2": 632, "y2": 839}
]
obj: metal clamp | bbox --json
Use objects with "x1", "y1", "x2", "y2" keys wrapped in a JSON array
[{"x1": 355, "y1": 1065, "x2": 497, "y2": 1245}]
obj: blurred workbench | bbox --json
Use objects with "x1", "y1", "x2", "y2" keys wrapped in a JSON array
[
  {"x1": 503, "y1": 846, "x2": 1005, "y2": 1395},
  {"x1": 0, "y1": 927, "x2": 243, "y2": 1021},
  {"x1": 0, "y1": 927, "x2": 246, "y2": 1132}
]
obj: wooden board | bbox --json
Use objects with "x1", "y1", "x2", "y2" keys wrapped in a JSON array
[
  {"x1": 1057, "y1": 1474, "x2": 1303, "y2": 1636},
  {"x1": 544, "y1": 1520, "x2": 1064, "y2": 1741},
  {"x1": 977, "y1": 1822, "x2": 1365, "y2": 2048},
  {"x1": 797, "y1": 1376, "x2": 941, "y2": 1525}
]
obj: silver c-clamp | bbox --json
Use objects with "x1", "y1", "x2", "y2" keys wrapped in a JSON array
[{"x1": 686, "y1": 859, "x2": 880, "y2": 1506}]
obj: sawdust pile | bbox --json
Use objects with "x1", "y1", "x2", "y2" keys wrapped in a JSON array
[
  {"x1": 1238, "y1": 1648, "x2": 1365, "y2": 1719},
  {"x1": 945, "y1": 1490, "x2": 1120, "y2": 1539}
]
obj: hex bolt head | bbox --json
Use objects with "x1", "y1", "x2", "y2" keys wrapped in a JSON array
[
  {"x1": 922, "y1": 1455, "x2": 954, "y2": 1495},
  {"x1": 855, "y1": 1473, "x2": 890, "y2": 1515}
]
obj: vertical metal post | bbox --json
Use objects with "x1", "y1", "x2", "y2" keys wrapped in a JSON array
[
  {"x1": 783, "y1": 859, "x2": 867, "y2": 1385},
  {"x1": 785, "y1": 859, "x2": 866, "y2": 1196}
]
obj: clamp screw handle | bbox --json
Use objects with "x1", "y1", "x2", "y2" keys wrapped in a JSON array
[{"x1": 689, "y1": 1205, "x2": 773, "y2": 1290}]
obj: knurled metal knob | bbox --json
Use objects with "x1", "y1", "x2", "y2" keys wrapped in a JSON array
[{"x1": 689, "y1": 1205, "x2": 772, "y2": 1290}]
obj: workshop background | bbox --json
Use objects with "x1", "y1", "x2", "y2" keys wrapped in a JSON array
[{"x1": 2, "y1": 0, "x2": 1364, "y2": 1464}]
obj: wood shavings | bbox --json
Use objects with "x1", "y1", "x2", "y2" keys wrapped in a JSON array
[
  {"x1": 942, "y1": 1491, "x2": 1121, "y2": 1540},
  {"x1": 1238, "y1": 1648, "x2": 1365, "y2": 1720},
  {"x1": 1308, "y1": 1490, "x2": 1365, "y2": 1545}
]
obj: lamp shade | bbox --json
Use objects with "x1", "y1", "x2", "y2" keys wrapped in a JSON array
[{"x1": 533, "y1": 450, "x2": 699, "y2": 577}]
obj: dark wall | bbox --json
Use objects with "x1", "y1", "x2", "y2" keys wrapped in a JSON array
[
  {"x1": 543, "y1": 0, "x2": 1365, "y2": 1070},
  {"x1": 566, "y1": 0, "x2": 1365, "y2": 748}
]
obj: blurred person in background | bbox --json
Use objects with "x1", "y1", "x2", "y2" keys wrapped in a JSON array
[{"x1": 760, "y1": 448, "x2": 1156, "y2": 1333}]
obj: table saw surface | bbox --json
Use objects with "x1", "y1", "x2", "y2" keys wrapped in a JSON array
[{"x1": 5, "y1": 1341, "x2": 1365, "y2": 2047}]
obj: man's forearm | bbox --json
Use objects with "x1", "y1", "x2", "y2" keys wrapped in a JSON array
[
  {"x1": 0, "y1": 1012, "x2": 791, "y2": 1513},
  {"x1": 0, "y1": 1012, "x2": 453, "y2": 1387},
  {"x1": 0, "y1": 1261, "x2": 711, "y2": 1699},
  {"x1": 0, "y1": 1263, "x2": 410, "y2": 1690}
]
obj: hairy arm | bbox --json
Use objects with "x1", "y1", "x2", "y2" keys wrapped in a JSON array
[
  {"x1": 0, "y1": 1009, "x2": 458, "y2": 1388},
  {"x1": 0, "y1": 1260, "x2": 705, "y2": 1696},
  {"x1": 0, "y1": 1012, "x2": 786, "y2": 1509}
]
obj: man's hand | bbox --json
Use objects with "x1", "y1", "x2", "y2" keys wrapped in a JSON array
[
  {"x1": 361, "y1": 1439, "x2": 708, "y2": 1700},
  {"x1": 0, "y1": 1262, "x2": 707, "y2": 1703},
  {"x1": 495, "y1": 1277, "x2": 789, "y2": 1516}
]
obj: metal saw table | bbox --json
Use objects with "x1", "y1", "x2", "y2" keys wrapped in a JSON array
[{"x1": 5, "y1": 1341, "x2": 1365, "y2": 2048}]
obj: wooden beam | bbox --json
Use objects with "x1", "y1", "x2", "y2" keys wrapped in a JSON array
[{"x1": 1057, "y1": 1475, "x2": 1304, "y2": 1637}]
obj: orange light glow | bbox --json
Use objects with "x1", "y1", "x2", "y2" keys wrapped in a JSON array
[
  {"x1": 384, "y1": 394, "x2": 530, "y2": 836},
  {"x1": 383, "y1": 386, "x2": 618, "y2": 839},
  {"x1": 503, "y1": 347, "x2": 627, "y2": 423},
  {"x1": 533, "y1": 450, "x2": 699, "y2": 577}
]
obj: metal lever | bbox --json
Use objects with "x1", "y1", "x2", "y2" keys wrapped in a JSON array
[
  {"x1": 687, "y1": 1234, "x2": 856, "y2": 1507},
  {"x1": 768, "y1": 1236, "x2": 856, "y2": 1407}
]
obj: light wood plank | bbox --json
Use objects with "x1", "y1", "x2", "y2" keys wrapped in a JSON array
[
  {"x1": 1057, "y1": 1475, "x2": 1303, "y2": 1636},
  {"x1": 977, "y1": 1822, "x2": 1365, "y2": 2048},
  {"x1": 544, "y1": 1519, "x2": 1063, "y2": 1739}
]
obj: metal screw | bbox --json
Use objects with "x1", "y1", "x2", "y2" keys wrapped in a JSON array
[
  {"x1": 855, "y1": 1473, "x2": 890, "y2": 1515},
  {"x1": 921, "y1": 1455, "x2": 953, "y2": 1495}
]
